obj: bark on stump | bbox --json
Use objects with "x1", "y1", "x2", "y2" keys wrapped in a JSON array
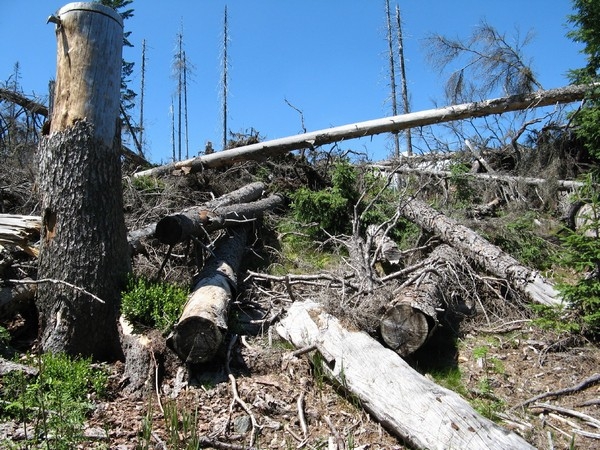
[
  {"x1": 37, "y1": 3, "x2": 129, "y2": 360},
  {"x1": 277, "y1": 300, "x2": 534, "y2": 450},
  {"x1": 380, "y1": 244, "x2": 462, "y2": 356},
  {"x1": 167, "y1": 226, "x2": 248, "y2": 364},
  {"x1": 398, "y1": 198, "x2": 561, "y2": 306}
]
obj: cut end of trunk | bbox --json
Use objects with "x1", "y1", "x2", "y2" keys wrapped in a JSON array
[
  {"x1": 380, "y1": 303, "x2": 433, "y2": 356},
  {"x1": 167, "y1": 316, "x2": 224, "y2": 364},
  {"x1": 155, "y1": 216, "x2": 184, "y2": 245}
]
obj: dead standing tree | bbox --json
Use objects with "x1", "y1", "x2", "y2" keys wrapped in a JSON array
[{"x1": 37, "y1": 3, "x2": 130, "y2": 360}]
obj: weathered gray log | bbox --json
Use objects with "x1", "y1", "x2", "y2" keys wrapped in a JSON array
[
  {"x1": 167, "y1": 226, "x2": 248, "y2": 364},
  {"x1": 0, "y1": 214, "x2": 41, "y2": 256},
  {"x1": 0, "y1": 88, "x2": 48, "y2": 117},
  {"x1": 0, "y1": 357, "x2": 38, "y2": 377},
  {"x1": 380, "y1": 244, "x2": 461, "y2": 356},
  {"x1": 155, "y1": 193, "x2": 283, "y2": 245},
  {"x1": 277, "y1": 300, "x2": 534, "y2": 450},
  {"x1": 134, "y1": 84, "x2": 596, "y2": 178},
  {"x1": 398, "y1": 198, "x2": 561, "y2": 306},
  {"x1": 568, "y1": 201, "x2": 599, "y2": 238},
  {"x1": 127, "y1": 181, "x2": 266, "y2": 251}
]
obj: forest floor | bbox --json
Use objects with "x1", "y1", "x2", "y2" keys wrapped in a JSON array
[{"x1": 4, "y1": 299, "x2": 599, "y2": 449}]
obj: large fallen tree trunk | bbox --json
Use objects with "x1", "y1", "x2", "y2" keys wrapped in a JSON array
[
  {"x1": 167, "y1": 226, "x2": 248, "y2": 364},
  {"x1": 380, "y1": 244, "x2": 462, "y2": 356},
  {"x1": 134, "y1": 84, "x2": 595, "y2": 178},
  {"x1": 127, "y1": 181, "x2": 266, "y2": 251},
  {"x1": 398, "y1": 198, "x2": 561, "y2": 306},
  {"x1": 277, "y1": 300, "x2": 534, "y2": 450},
  {"x1": 155, "y1": 193, "x2": 283, "y2": 245}
]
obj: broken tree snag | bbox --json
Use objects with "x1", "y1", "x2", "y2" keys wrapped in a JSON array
[
  {"x1": 277, "y1": 300, "x2": 534, "y2": 450},
  {"x1": 167, "y1": 226, "x2": 248, "y2": 364},
  {"x1": 37, "y1": 3, "x2": 129, "y2": 359},
  {"x1": 134, "y1": 83, "x2": 596, "y2": 178},
  {"x1": 155, "y1": 193, "x2": 283, "y2": 245},
  {"x1": 398, "y1": 198, "x2": 561, "y2": 306},
  {"x1": 380, "y1": 244, "x2": 461, "y2": 356}
]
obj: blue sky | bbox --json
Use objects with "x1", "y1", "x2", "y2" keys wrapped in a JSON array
[{"x1": 1, "y1": 1, "x2": 586, "y2": 163}]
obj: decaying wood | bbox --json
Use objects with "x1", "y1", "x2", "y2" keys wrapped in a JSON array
[
  {"x1": 167, "y1": 226, "x2": 248, "y2": 364},
  {"x1": 380, "y1": 244, "x2": 462, "y2": 356},
  {"x1": 127, "y1": 181, "x2": 266, "y2": 251},
  {"x1": 0, "y1": 88, "x2": 48, "y2": 117},
  {"x1": 0, "y1": 214, "x2": 41, "y2": 256},
  {"x1": 0, "y1": 357, "x2": 38, "y2": 377},
  {"x1": 134, "y1": 84, "x2": 595, "y2": 178},
  {"x1": 398, "y1": 198, "x2": 562, "y2": 306},
  {"x1": 277, "y1": 300, "x2": 534, "y2": 450},
  {"x1": 155, "y1": 193, "x2": 283, "y2": 245}
]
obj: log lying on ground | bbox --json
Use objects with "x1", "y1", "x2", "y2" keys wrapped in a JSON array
[
  {"x1": 167, "y1": 226, "x2": 248, "y2": 364},
  {"x1": 127, "y1": 181, "x2": 266, "y2": 251},
  {"x1": 381, "y1": 244, "x2": 462, "y2": 356},
  {"x1": 156, "y1": 193, "x2": 283, "y2": 245},
  {"x1": 277, "y1": 300, "x2": 534, "y2": 450},
  {"x1": 398, "y1": 198, "x2": 561, "y2": 306},
  {"x1": 134, "y1": 84, "x2": 595, "y2": 178}
]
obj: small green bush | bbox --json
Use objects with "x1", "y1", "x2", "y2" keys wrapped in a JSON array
[
  {"x1": 121, "y1": 276, "x2": 188, "y2": 332},
  {"x1": 1, "y1": 353, "x2": 108, "y2": 449}
]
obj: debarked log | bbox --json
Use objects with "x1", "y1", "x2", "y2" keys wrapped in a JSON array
[
  {"x1": 380, "y1": 244, "x2": 462, "y2": 356},
  {"x1": 155, "y1": 193, "x2": 283, "y2": 245},
  {"x1": 276, "y1": 300, "x2": 534, "y2": 450},
  {"x1": 167, "y1": 226, "x2": 248, "y2": 364},
  {"x1": 398, "y1": 198, "x2": 562, "y2": 306}
]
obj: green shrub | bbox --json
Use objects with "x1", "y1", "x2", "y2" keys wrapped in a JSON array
[
  {"x1": 121, "y1": 276, "x2": 188, "y2": 332},
  {"x1": 1, "y1": 353, "x2": 108, "y2": 449}
]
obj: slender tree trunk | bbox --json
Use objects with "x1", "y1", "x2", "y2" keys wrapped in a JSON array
[
  {"x1": 37, "y1": 3, "x2": 129, "y2": 360},
  {"x1": 222, "y1": 5, "x2": 229, "y2": 151},
  {"x1": 395, "y1": 4, "x2": 412, "y2": 156},
  {"x1": 385, "y1": 0, "x2": 400, "y2": 158},
  {"x1": 139, "y1": 39, "x2": 146, "y2": 155}
]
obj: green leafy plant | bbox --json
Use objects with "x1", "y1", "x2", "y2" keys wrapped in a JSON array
[
  {"x1": 555, "y1": 173, "x2": 600, "y2": 335},
  {"x1": 121, "y1": 276, "x2": 188, "y2": 332},
  {"x1": 0, "y1": 353, "x2": 108, "y2": 449},
  {"x1": 449, "y1": 162, "x2": 475, "y2": 206}
]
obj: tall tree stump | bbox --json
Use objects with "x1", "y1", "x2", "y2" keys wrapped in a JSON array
[{"x1": 37, "y1": 2, "x2": 129, "y2": 360}]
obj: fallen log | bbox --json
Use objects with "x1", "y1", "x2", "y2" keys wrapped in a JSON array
[
  {"x1": 167, "y1": 226, "x2": 248, "y2": 364},
  {"x1": 134, "y1": 84, "x2": 596, "y2": 178},
  {"x1": 398, "y1": 198, "x2": 561, "y2": 306},
  {"x1": 276, "y1": 300, "x2": 534, "y2": 450},
  {"x1": 374, "y1": 164, "x2": 586, "y2": 191},
  {"x1": 127, "y1": 181, "x2": 266, "y2": 251},
  {"x1": 380, "y1": 244, "x2": 462, "y2": 356},
  {"x1": 156, "y1": 193, "x2": 283, "y2": 245}
]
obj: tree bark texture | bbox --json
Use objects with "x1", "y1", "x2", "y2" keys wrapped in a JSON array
[
  {"x1": 134, "y1": 84, "x2": 595, "y2": 178},
  {"x1": 167, "y1": 226, "x2": 248, "y2": 364},
  {"x1": 380, "y1": 244, "x2": 461, "y2": 356},
  {"x1": 37, "y1": 3, "x2": 129, "y2": 360},
  {"x1": 155, "y1": 193, "x2": 283, "y2": 245},
  {"x1": 398, "y1": 198, "x2": 561, "y2": 306},
  {"x1": 277, "y1": 300, "x2": 534, "y2": 450}
]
